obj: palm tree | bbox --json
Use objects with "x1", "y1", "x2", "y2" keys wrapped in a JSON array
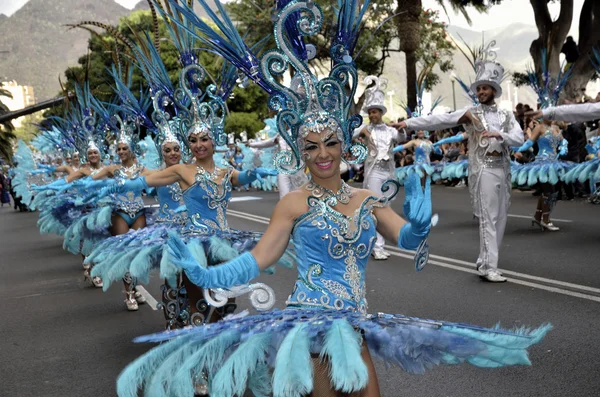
[
  {"x1": 396, "y1": 0, "x2": 488, "y2": 110},
  {"x1": 0, "y1": 82, "x2": 16, "y2": 164}
]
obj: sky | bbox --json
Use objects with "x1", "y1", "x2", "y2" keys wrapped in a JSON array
[
  {"x1": 422, "y1": 0, "x2": 585, "y2": 39},
  {"x1": 0, "y1": 0, "x2": 586, "y2": 39}
]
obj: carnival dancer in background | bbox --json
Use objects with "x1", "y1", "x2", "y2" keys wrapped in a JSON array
[
  {"x1": 392, "y1": 75, "x2": 443, "y2": 185},
  {"x1": 248, "y1": 109, "x2": 309, "y2": 198},
  {"x1": 510, "y1": 56, "x2": 574, "y2": 231},
  {"x1": 89, "y1": 63, "x2": 278, "y2": 322},
  {"x1": 397, "y1": 42, "x2": 524, "y2": 282},
  {"x1": 353, "y1": 75, "x2": 404, "y2": 260}
]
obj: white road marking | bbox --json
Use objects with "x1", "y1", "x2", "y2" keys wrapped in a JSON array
[
  {"x1": 230, "y1": 196, "x2": 263, "y2": 202},
  {"x1": 135, "y1": 285, "x2": 159, "y2": 311},
  {"x1": 508, "y1": 213, "x2": 573, "y2": 223},
  {"x1": 227, "y1": 210, "x2": 600, "y2": 303}
]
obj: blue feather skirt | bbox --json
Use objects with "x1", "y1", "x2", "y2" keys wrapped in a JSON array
[
  {"x1": 439, "y1": 159, "x2": 469, "y2": 180},
  {"x1": 395, "y1": 163, "x2": 441, "y2": 184},
  {"x1": 563, "y1": 158, "x2": 600, "y2": 184},
  {"x1": 511, "y1": 159, "x2": 575, "y2": 186},
  {"x1": 88, "y1": 226, "x2": 295, "y2": 292},
  {"x1": 116, "y1": 309, "x2": 551, "y2": 397}
]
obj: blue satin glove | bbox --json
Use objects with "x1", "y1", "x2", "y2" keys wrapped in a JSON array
[
  {"x1": 237, "y1": 168, "x2": 278, "y2": 185},
  {"x1": 398, "y1": 174, "x2": 432, "y2": 250},
  {"x1": 511, "y1": 139, "x2": 534, "y2": 153},
  {"x1": 167, "y1": 231, "x2": 260, "y2": 288},
  {"x1": 37, "y1": 164, "x2": 56, "y2": 173},
  {"x1": 85, "y1": 177, "x2": 146, "y2": 203},
  {"x1": 392, "y1": 144, "x2": 405, "y2": 153},
  {"x1": 585, "y1": 143, "x2": 596, "y2": 155},
  {"x1": 30, "y1": 169, "x2": 53, "y2": 175},
  {"x1": 433, "y1": 134, "x2": 464, "y2": 147},
  {"x1": 31, "y1": 178, "x2": 67, "y2": 191},
  {"x1": 558, "y1": 139, "x2": 568, "y2": 157},
  {"x1": 433, "y1": 146, "x2": 442, "y2": 155}
]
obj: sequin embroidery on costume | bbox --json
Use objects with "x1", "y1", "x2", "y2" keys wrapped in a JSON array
[
  {"x1": 113, "y1": 163, "x2": 146, "y2": 217},
  {"x1": 183, "y1": 166, "x2": 233, "y2": 234},
  {"x1": 156, "y1": 183, "x2": 186, "y2": 224},
  {"x1": 287, "y1": 180, "x2": 400, "y2": 313}
]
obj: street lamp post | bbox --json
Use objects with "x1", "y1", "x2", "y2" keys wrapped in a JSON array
[
  {"x1": 451, "y1": 80, "x2": 456, "y2": 111},
  {"x1": 387, "y1": 90, "x2": 395, "y2": 117}
]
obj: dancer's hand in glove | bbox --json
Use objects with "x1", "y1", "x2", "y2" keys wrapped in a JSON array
[
  {"x1": 31, "y1": 178, "x2": 68, "y2": 191},
  {"x1": 398, "y1": 173, "x2": 432, "y2": 250},
  {"x1": 392, "y1": 144, "x2": 405, "y2": 153},
  {"x1": 37, "y1": 164, "x2": 56, "y2": 173},
  {"x1": 167, "y1": 231, "x2": 259, "y2": 289},
  {"x1": 236, "y1": 168, "x2": 278, "y2": 185}
]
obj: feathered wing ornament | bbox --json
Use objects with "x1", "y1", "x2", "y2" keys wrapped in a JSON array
[{"x1": 526, "y1": 49, "x2": 571, "y2": 109}]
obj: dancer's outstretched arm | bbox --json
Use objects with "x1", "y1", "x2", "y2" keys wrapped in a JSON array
[
  {"x1": 528, "y1": 101, "x2": 600, "y2": 123},
  {"x1": 167, "y1": 192, "x2": 301, "y2": 289}
]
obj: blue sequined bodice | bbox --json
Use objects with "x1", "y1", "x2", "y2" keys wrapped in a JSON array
[
  {"x1": 536, "y1": 129, "x2": 562, "y2": 160},
  {"x1": 156, "y1": 184, "x2": 186, "y2": 224},
  {"x1": 113, "y1": 165, "x2": 145, "y2": 217},
  {"x1": 414, "y1": 140, "x2": 433, "y2": 164},
  {"x1": 183, "y1": 166, "x2": 233, "y2": 234},
  {"x1": 287, "y1": 193, "x2": 392, "y2": 314}
]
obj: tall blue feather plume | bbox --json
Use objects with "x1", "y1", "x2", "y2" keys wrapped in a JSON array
[
  {"x1": 272, "y1": 323, "x2": 313, "y2": 396},
  {"x1": 319, "y1": 319, "x2": 368, "y2": 393}
]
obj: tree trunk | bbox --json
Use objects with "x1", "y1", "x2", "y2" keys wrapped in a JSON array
[
  {"x1": 405, "y1": 50, "x2": 418, "y2": 112},
  {"x1": 528, "y1": 0, "x2": 574, "y2": 97},
  {"x1": 396, "y1": 0, "x2": 422, "y2": 111},
  {"x1": 563, "y1": 0, "x2": 600, "y2": 100}
]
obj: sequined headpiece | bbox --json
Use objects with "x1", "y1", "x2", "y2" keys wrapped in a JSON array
[
  {"x1": 527, "y1": 49, "x2": 571, "y2": 109},
  {"x1": 262, "y1": 1, "x2": 366, "y2": 174},
  {"x1": 471, "y1": 41, "x2": 505, "y2": 99},
  {"x1": 113, "y1": 114, "x2": 139, "y2": 155},
  {"x1": 362, "y1": 76, "x2": 388, "y2": 115},
  {"x1": 176, "y1": 64, "x2": 227, "y2": 146}
]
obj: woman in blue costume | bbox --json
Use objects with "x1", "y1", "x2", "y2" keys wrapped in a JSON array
[
  {"x1": 563, "y1": 132, "x2": 600, "y2": 200},
  {"x1": 392, "y1": 129, "x2": 441, "y2": 184},
  {"x1": 511, "y1": 120, "x2": 572, "y2": 231},
  {"x1": 86, "y1": 116, "x2": 151, "y2": 310},
  {"x1": 93, "y1": 64, "x2": 278, "y2": 323},
  {"x1": 510, "y1": 59, "x2": 574, "y2": 232},
  {"x1": 114, "y1": 2, "x2": 551, "y2": 396},
  {"x1": 85, "y1": 118, "x2": 187, "y2": 316}
]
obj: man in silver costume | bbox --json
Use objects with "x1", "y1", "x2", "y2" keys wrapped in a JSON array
[
  {"x1": 354, "y1": 76, "x2": 405, "y2": 260},
  {"x1": 397, "y1": 55, "x2": 523, "y2": 282}
]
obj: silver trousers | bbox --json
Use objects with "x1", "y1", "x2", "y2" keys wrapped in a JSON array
[
  {"x1": 476, "y1": 167, "x2": 509, "y2": 273},
  {"x1": 364, "y1": 168, "x2": 392, "y2": 251}
]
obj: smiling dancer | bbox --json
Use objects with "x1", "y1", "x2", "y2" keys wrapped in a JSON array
[
  {"x1": 354, "y1": 75, "x2": 404, "y2": 260},
  {"x1": 113, "y1": 2, "x2": 550, "y2": 397},
  {"x1": 397, "y1": 43, "x2": 524, "y2": 282}
]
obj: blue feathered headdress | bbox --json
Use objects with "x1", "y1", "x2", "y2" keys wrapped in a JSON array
[{"x1": 527, "y1": 49, "x2": 571, "y2": 109}]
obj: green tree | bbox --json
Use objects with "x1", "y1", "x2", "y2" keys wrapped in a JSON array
[
  {"x1": 415, "y1": 8, "x2": 455, "y2": 90},
  {"x1": 0, "y1": 82, "x2": 15, "y2": 164},
  {"x1": 396, "y1": 0, "x2": 489, "y2": 110},
  {"x1": 52, "y1": 8, "x2": 272, "y2": 135},
  {"x1": 225, "y1": 0, "x2": 398, "y2": 112},
  {"x1": 225, "y1": 112, "x2": 265, "y2": 137}
]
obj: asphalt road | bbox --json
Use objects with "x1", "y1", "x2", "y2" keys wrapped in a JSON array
[{"x1": 1, "y1": 184, "x2": 599, "y2": 397}]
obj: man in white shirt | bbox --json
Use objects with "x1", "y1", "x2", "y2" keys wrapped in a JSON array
[
  {"x1": 396, "y1": 57, "x2": 523, "y2": 282},
  {"x1": 354, "y1": 76, "x2": 404, "y2": 260}
]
